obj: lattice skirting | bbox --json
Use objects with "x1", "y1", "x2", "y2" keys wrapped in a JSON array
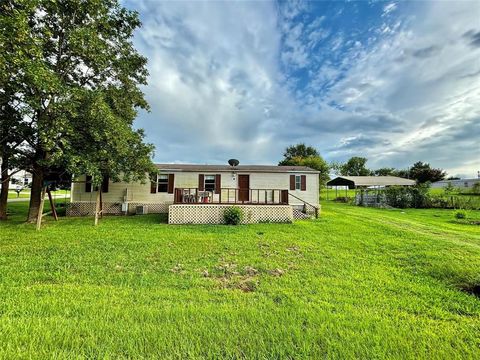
[
  {"x1": 66, "y1": 202, "x2": 169, "y2": 216},
  {"x1": 168, "y1": 204, "x2": 293, "y2": 224},
  {"x1": 127, "y1": 203, "x2": 169, "y2": 214}
]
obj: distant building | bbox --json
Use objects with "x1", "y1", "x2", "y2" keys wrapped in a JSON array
[
  {"x1": 7, "y1": 170, "x2": 32, "y2": 189},
  {"x1": 431, "y1": 178, "x2": 480, "y2": 189},
  {"x1": 0, "y1": 167, "x2": 32, "y2": 190}
]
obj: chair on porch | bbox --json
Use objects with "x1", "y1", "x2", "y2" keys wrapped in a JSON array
[
  {"x1": 198, "y1": 191, "x2": 212, "y2": 203},
  {"x1": 182, "y1": 189, "x2": 196, "y2": 203}
]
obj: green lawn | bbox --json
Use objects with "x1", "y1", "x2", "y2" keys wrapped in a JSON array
[
  {"x1": 7, "y1": 189, "x2": 70, "y2": 200},
  {"x1": 0, "y1": 201, "x2": 479, "y2": 358},
  {"x1": 7, "y1": 191, "x2": 30, "y2": 199}
]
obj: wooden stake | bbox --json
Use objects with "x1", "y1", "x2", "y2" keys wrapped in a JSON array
[
  {"x1": 94, "y1": 189, "x2": 101, "y2": 226},
  {"x1": 99, "y1": 188, "x2": 103, "y2": 219},
  {"x1": 47, "y1": 188, "x2": 58, "y2": 221},
  {"x1": 36, "y1": 186, "x2": 46, "y2": 230}
]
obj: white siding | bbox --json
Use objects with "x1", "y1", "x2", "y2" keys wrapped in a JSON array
[{"x1": 71, "y1": 171, "x2": 319, "y2": 207}]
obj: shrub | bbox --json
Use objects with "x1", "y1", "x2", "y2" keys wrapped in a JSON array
[
  {"x1": 428, "y1": 196, "x2": 450, "y2": 209},
  {"x1": 223, "y1": 206, "x2": 244, "y2": 225},
  {"x1": 455, "y1": 211, "x2": 466, "y2": 220},
  {"x1": 443, "y1": 182, "x2": 456, "y2": 195},
  {"x1": 384, "y1": 184, "x2": 431, "y2": 208},
  {"x1": 410, "y1": 183, "x2": 430, "y2": 208},
  {"x1": 384, "y1": 186, "x2": 411, "y2": 208},
  {"x1": 471, "y1": 182, "x2": 480, "y2": 195}
]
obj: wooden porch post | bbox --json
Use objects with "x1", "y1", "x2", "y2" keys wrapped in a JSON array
[
  {"x1": 94, "y1": 188, "x2": 101, "y2": 226},
  {"x1": 47, "y1": 188, "x2": 58, "y2": 221},
  {"x1": 36, "y1": 186, "x2": 47, "y2": 230}
]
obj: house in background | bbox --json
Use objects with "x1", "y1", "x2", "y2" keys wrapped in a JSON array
[
  {"x1": 69, "y1": 163, "x2": 320, "y2": 223},
  {"x1": 10, "y1": 170, "x2": 32, "y2": 188},
  {"x1": 431, "y1": 177, "x2": 480, "y2": 190},
  {"x1": 0, "y1": 168, "x2": 32, "y2": 190}
]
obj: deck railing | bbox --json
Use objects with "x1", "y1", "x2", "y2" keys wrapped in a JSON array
[{"x1": 174, "y1": 188, "x2": 289, "y2": 205}]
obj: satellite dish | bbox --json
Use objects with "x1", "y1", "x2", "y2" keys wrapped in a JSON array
[{"x1": 228, "y1": 159, "x2": 239, "y2": 167}]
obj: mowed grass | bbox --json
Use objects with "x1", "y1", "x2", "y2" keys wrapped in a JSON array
[
  {"x1": 7, "y1": 189, "x2": 70, "y2": 199},
  {"x1": 0, "y1": 202, "x2": 479, "y2": 359},
  {"x1": 7, "y1": 191, "x2": 30, "y2": 199}
]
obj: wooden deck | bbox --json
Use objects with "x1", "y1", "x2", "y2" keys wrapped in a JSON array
[{"x1": 173, "y1": 188, "x2": 289, "y2": 205}]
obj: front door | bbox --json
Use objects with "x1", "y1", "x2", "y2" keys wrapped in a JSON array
[{"x1": 238, "y1": 175, "x2": 250, "y2": 202}]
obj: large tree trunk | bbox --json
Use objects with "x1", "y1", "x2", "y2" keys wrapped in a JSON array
[
  {"x1": 0, "y1": 155, "x2": 10, "y2": 220},
  {"x1": 27, "y1": 165, "x2": 44, "y2": 223}
]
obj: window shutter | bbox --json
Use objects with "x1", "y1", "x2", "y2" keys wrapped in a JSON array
[
  {"x1": 290, "y1": 175, "x2": 295, "y2": 191},
  {"x1": 215, "y1": 174, "x2": 221, "y2": 194},
  {"x1": 101, "y1": 176, "x2": 109, "y2": 193},
  {"x1": 301, "y1": 175, "x2": 306, "y2": 191},
  {"x1": 85, "y1": 175, "x2": 92, "y2": 193},
  {"x1": 150, "y1": 174, "x2": 157, "y2": 194},
  {"x1": 168, "y1": 174, "x2": 175, "y2": 194},
  {"x1": 198, "y1": 174, "x2": 205, "y2": 191}
]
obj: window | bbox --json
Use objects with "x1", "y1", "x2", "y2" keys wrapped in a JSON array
[
  {"x1": 464, "y1": 182, "x2": 469, "y2": 188},
  {"x1": 101, "y1": 176, "x2": 109, "y2": 193},
  {"x1": 158, "y1": 175, "x2": 169, "y2": 192},
  {"x1": 152, "y1": 174, "x2": 174, "y2": 194},
  {"x1": 295, "y1": 175, "x2": 301, "y2": 190},
  {"x1": 205, "y1": 175, "x2": 216, "y2": 192},
  {"x1": 85, "y1": 175, "x2": 108, "y2": 192},
  {"x1": 85, "y1": 175, "x2": 92, "y2": 192}
]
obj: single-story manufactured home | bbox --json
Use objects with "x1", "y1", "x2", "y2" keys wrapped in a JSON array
[{"x1": 69, "y1": 164, "x2": 320, "y2": 223}]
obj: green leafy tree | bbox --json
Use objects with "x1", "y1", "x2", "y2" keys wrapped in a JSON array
[
  {"x1": 409, "y1": 161, "x2": 446, "y2": 184},
  {"x1": 339, "y1": 157, "x2": 371, "y2": 176},
  {"x1": 329, "y1": 161, "x2": 342, "y2": 176},
  {"x1": 471, "y1": 182, "x2": 480, "y2": 195},
  {"x1": 279, "y1": 143, "x2": 319, "y2": 163},
  {"x1": 373, "y1": 167, "x2": 396, "y2": 176},
  {"x1": 443, "y1": 182, "x2": 455, "y2": 195},
  {"x1": 393, "y1": 169, "x2": 411, "y2": 179},
  {"x1": 0, "y1": 0, "x2": 38, "y2": 219},
  {"x1": 279, "y1": 144, "x2": 330, "y2": 187},
  {"x1": 1, "y1": 0, "x2": 155, "y2": 222}
]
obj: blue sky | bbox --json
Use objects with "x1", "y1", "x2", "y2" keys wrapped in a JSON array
[{"x1": 124, "y1": 0, "x2": 480, "y2": 177}]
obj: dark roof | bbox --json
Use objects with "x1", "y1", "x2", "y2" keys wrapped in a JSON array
[
  {"x1": 327, "y1": 176, "x2": 415, "y2": 188},
  {"x1": 155, "y1": 164, "x2": 319, "y2": 173}
]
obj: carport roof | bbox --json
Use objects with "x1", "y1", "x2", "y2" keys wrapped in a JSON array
[{"x1": 327, "y1": 176, "x2": 416, "y2": 188}]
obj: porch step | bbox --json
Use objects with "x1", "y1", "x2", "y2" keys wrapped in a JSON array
[{"x1": 292, "y1": 208, "x2": 311, "y2": 220}]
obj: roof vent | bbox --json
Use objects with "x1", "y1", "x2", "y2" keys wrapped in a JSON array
[{"x1": 228, "y1": 159, "x2": 239, "y2": 167}]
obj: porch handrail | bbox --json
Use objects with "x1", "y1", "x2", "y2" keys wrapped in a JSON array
[
  {"x1": 288, "y1": 192, "x2": 319, "y2": 219},
  {"x1": 174, "y1": 187, "x2": 289, "y2": 205}
]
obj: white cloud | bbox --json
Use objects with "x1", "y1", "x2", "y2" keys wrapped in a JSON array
[
  {"x1": 383, "y1": 3, "x2": 397, "y2": 17},
  {"x1": 319, "y1": 1, "x2": 480, "y2": 174},
  {"x1": 126, "y1": 0, "x2": 480, "y2": 176}
]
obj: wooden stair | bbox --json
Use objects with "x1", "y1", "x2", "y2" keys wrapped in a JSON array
[{"x1": 292, "y1": 208, "x2": 311, "y2": 220}]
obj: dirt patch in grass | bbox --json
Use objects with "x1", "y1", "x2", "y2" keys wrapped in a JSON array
[{"x1": 204, "y1": 263, "x2": 286, "y2": 292}]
